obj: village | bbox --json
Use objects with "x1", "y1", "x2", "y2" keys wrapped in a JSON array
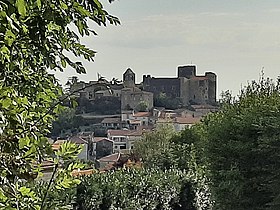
[{"x1": 49, "y1": 64, "x2": 218, "y2": 171}]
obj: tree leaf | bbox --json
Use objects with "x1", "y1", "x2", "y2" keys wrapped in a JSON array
[
  {"x1": 93, "y1": 0, "x2": 102, "y2": 9},
  {"x1": 16, "y1": 0, "x2": 27, "y2": 17},
  {"x1": 4, "y1": 30, "x2": 16, "y2": 47},
  {"x1": 61, "y1": 58, "x2": 66, "y2": 68},
  {"x1": 2, "y1": 98, "x2": 11, "y2": 109},
  {"x1": 37, "y1": 0, "x2": 41, "y2": 9}
]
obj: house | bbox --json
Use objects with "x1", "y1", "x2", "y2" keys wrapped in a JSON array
[
  {"x1": 97, "y1": 153, "x2": 121, "y2": 169},
  {"x1": 191, "y1": 104, "x2": 219, "y2": 115},
  {"x1": 130, "y1": 112, "x2": 152, "y2": 126},
  {"x1": 173, "y1": 116, "x2": 201, "y2": 131},
  {"x1": 107, "y1": 129, "x2": 143, "y2": 153},
  {"x1": 68, "y1": 136, "x2": 90, "y2": 160},
  {"x1": 121, "y1": 110, "x2": 153, "y2": 129},
  {"x1": 156, "y1": 116, "x2": 201, "y2": 131},
  {"x1": 94, "y1": 138, "x2": 114, "y2": 159},
  {"x1": 67, "y1": 134, "x2": 95, "y2": 161},
  {"x1": 101, "y1": 117, "x2": 126, "y2": 129}
]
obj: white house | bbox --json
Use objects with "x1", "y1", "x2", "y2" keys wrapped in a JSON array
[{"x1": 107, "y1": 129, "x2": 143, "y2": 153}]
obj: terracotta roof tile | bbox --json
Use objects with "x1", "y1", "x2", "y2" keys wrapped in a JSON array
[
  {"x1": 69, "y1": 136, "x2": 87, "y2": 144},
  {"x1": 98, "y1": 153, "x2": 121, "y2": 162},
  {"x1": 107, "y1": 129, "x2": 143, "y2": 136},
  {"x1": 71, "y1": 169, "x2": 96, "y2": 176},
  {"x1": 94, "y1": 138, "x2": 114, "y2": 143},
  {"x1": 133, "y1": 112, "x2": 151, "y2": 117},
  {"x1": 175, "y1": 116, "x2": 201, "y2": 124}
]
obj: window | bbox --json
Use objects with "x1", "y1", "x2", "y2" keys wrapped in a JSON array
[
  {"x1": 199, "y1": 80, "x2": 204, "y2": 87},
  {"x1": 120, "y1": 145, "x2": 126, "y2": 149}
]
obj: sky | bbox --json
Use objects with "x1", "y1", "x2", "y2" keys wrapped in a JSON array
[{"x1": 54, "y1": 0, "x2": 280, "y2": 97}]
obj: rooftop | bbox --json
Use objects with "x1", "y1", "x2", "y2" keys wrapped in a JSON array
[
  {"x1": 133, "y1": 112, "x2": 151, "y2": 117},
  {"x1": 98, "y1": 153, "x2": 121, "y2": 162},
  {"x1": 107, "y1": 129, "x2": 143, "y2": 137},
  {"x1": 174, "y1": 116, "x2": 201, "y2": 124},
  {"x1": 94, "y1": 138, "x2": 114, "y2": 143},
  {"x1": 69, "y1": 136, "x2": 88, "y2": 144},
  {"x1": 101, "y1": 117, "x2": 122, "y2": 124}
]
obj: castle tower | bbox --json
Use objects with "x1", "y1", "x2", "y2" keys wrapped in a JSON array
[
  {"x1": 178, "y1": 65, "x2": 196, "y2": 78},
  {"x1": 205, "y1": 72, "x2": 217, "y2": 104},
  {"x1": 123, "y1": 68, "x2": 135, "y2": 88}
]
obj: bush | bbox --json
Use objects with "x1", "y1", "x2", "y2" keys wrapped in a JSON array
[
  {"x1": 201, "y1": 77, "x2": 280, "y2": 209},
  {"x1": 74, "y1": 168, "x2": 211, "y2": 210}
]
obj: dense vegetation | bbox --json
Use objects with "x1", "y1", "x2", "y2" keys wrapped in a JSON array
[
  {"x1": 76, "y1": 96, "x2": 121, "y2": 115},
  {"x1": 2, "y1": 0, "x2": 280, "y2": 209},
  {"x1": 154, "y1": 92, "x2": 183, "y2": 109},
  {"x1": 133, "y1": 76, "x2": 280, "y2": 210},
  {"x1": 201, "y1": 77, "x2": 280, "y2": 209},
  {"x1": 75, "y1": 169, "x2": 199, "y2": 210},
  {"x1": 0, "y1": 0, "x2": 119, "y2": 208}
]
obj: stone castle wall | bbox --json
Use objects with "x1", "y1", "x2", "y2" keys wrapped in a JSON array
[{"x1": 143, "y1": 65, "x2": 216, "y2": 105}]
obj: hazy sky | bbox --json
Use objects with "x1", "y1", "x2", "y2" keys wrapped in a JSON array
[{"x1": 54, "y1": 0, "x2": 280, "y2": 97}]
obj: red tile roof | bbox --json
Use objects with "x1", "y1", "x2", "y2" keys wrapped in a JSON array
[
  {"x1": 71, "y1": 169, "x2": 96, "y2": 176},
  {"x1": 94, "y1": 138, "x2": 114, "y2": 143},
  {"x1": 133, "y1": 112, "x2": 151, "y2": 117},
  {"x1": 98, "y1": 153, "x2": 121, "y2": 162},
  {"x1": 52, "y1": 139, "x2": 66, "y2": 151},
  {"x1": 69, "y1": 136, "x2": 87, "y2": 144},
  {"x1": 107, "y1": 129, "x2": 143, "y2": 137},
  {"x1": 174, "y1": 116, "x2": 201, "y2": 124}
]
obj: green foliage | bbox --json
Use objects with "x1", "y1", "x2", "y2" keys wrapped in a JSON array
[
  {"x1": 134, "y1": 124, "x2": 177, "y2": 169},
  {"x1": 75, "y1": 168, "x2": 199, "y2": 210},
  {"x1": 135, "y1": 100, "x2": 149, "y2": 112},
  {"x1": 134, "y1": 125, "x2": 212, "y2": 209},
  {"x1": 76, "y1": 96, "x2": 121, "y2": 115},
  {"x1": 0, "y1": 0, "x2": 119, "y2": 208},
  {"x1": 51, "y1": 107, "x2": 85, "y2": 137},
  {"x1": 154, "y1": 92, "x2": 182, "y2": 109},
  {"x1": 201, "y1": 77, "x2": 280, "y2": 209}
]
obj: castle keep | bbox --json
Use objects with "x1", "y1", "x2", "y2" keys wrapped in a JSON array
[
  {"x1": 142, "y1": 65, "x2": 216, "y2": 105},
  {"x1": 69, "y1": 64, "x2": 217, "y2": 111},
  {"x1": 121, "y1": 68, "x2": 153, "y2": 111}
]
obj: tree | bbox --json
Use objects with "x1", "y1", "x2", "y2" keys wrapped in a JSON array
[
  {"x1": 134, "y1": 125, "x2": 212, "y2": 209},
  {"x1": 0, "y1": 0, "x2": 119, "y2": 208},
  {"x1": 51, "y1": 107, "x2": 86, "y2": 137},
  {"x1": 134, "y1": 124, "x2": 177, "y2": 169},
  {"x1": 201, "y1": 77, "x2": 280, "y2": 209},
  {"x1": 75, "y1": 168, "x2": 200, "y2": 210},
  {"x1": 135, "y1": 100, "x2": 148, "y2": 112},
  {"x1": 154, "y1": 92, "x2": 182, "y2": 109}
]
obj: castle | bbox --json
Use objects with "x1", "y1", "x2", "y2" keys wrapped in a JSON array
[
  {"x1": 142, "y1": 65, "x2": 216, "y2": 105},
  {"x1": 70, "y1": 64, "x2": 217, "y2": 110},
  {"x1": 121, "y1": 68, "x2": 153, "y2": 111}
]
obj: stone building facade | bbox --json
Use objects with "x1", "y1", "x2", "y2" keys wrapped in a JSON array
[
  {"x1": 142, "y1": 65, "x2": 216, "y2": 105},
  {"x1": 121, "y1": 68, "x2": 153, "y2": 111},
  {"x1": 68, "y1": 65, "x2": 216, "y2": 110}
]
